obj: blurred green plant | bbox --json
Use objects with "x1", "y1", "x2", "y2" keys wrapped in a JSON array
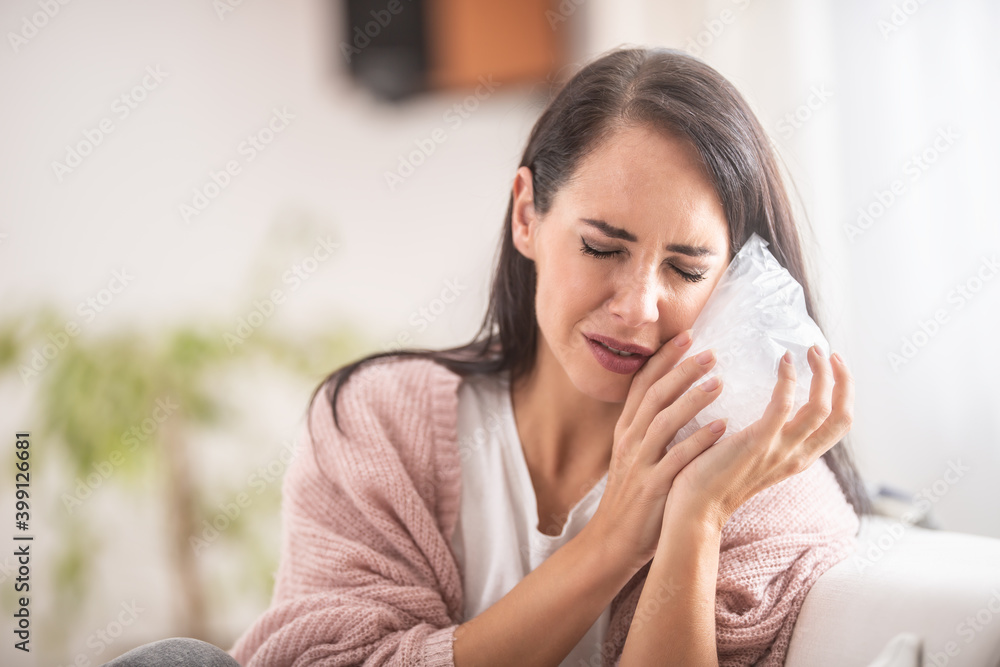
[{"x1": 0, "y1": 306, "x2": 369, "y2": 655}]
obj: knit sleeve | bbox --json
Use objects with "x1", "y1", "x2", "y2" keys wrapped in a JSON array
[
  {"x1": 601, "y1": 456, "x2": 859, "y2": 667},
  {"x1": 227, "y1": 359, "x2": 464, "y2": 667},
  {"x1": 713, "y1": 456, "x2": 860, "y2": 667}
]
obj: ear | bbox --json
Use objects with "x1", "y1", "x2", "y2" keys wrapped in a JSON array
[{"x1": 511, "y1": 166, "x2": 539, "y2": 261}]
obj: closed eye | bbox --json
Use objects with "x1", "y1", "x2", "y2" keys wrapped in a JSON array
[
  {"x1": 579, "y1": 238, "x2": 619, "y2": 259},
  {"x1": 579, "y1": 237, "x2": 707, "y2": 283}
]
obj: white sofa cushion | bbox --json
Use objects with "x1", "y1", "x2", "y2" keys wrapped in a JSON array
[{"x1": 785, "y1": 514, "x2": 1000, "y2": 667}]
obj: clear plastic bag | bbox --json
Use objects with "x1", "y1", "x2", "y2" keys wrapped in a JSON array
[{"x1": 665, "y1": 232, "x2": 830, "y2": 451}]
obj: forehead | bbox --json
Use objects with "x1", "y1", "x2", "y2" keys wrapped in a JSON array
[{"x1": 556, "y1": 124, "x2": 729, "y2": 249}]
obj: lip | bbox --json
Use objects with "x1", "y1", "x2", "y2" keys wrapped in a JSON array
[
  {"x1": 584, "y1": 333, "x2": 653, "y2": 375},
  {"x1": 584, "y1": 333, "x2": 655, "y2": 357}
]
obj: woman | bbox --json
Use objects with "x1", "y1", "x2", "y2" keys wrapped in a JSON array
[{"x1": 110, "y1": 46, "x2": 868, "y2": 666}]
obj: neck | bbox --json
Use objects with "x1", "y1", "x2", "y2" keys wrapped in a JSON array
[{"x1": 509, "y1": 338, "x2": 622, "y2": 483}]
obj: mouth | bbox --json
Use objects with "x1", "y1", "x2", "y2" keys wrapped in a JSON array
[
  {"x1": 584, "y1": 333, "x2": 655, "y2": 358},
  {"x1": 584, "y1": 334, "x2": 652, "y2": 375},
  {"x1": 595, "y1": 340, "x2": 639, "y2": 357}
]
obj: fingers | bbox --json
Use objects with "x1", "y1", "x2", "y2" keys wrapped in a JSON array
[
  {"x1": 638, "y1": 371, "x2": 724, "y2": 464},
  {"x1": 619, "y1": 329, "x2": 695, "y2": 431},
  {"x1": 631, "y1": 347, "x2": 717, "y2": 430},
  {"x1": 800, "y1": 351, "x2": 855, "y2": 456},
  {"x1": 655, "y1": 417, "x2": 728, "y2": 480},
  {"x1": 758, "y1": 349, "x2": 798, "y2": 435},
  {"x1": 782, "y1": 346, "x2": 834, "y2": 444}
]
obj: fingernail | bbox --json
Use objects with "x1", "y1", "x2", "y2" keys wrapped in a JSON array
[
  {"x1": 698, "y1": 376, "x2": 720, "y2": 392},
  {"x1": 831, "y1": 351, "x2": 844, "y2": 365},
  {"x1": 782, "y1": 350, "x2": 792, "y2": 365},
  {"x1": 709, "y1": 418, "x2": 727, "y2": 434},
  {"x1": 695, "y1": 349, "x2": 714, "y2": 365},
  {"x1": 673, "y1": 330, "x2": 692, "y2": 347},
  {"x1": 812, "y1": 345, "x2": 826, "y2": 358}
]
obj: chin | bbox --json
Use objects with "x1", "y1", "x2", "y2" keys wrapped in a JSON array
[{"x1": 570, "y1": 364, "x2": 633, "y2": 404}]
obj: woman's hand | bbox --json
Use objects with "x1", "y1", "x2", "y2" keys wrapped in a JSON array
[
  {"x1": 588, "y1": 329, "x2": 729, "y2": 575},
  {"x1": 664, "y1": 346, "x2": 854, "y2": 532}
]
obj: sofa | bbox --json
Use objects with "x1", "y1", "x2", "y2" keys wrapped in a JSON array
[{"x1": 785, "y1": 513, "x2": 1000, "y2": 666}]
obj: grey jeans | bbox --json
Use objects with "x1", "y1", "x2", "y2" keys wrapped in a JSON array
[{"x1": 102, "y1": 637, "x2": 241, "y2": 666}]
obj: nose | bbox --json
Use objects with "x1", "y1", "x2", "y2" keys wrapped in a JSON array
[{"x1": 606, "y1": 264, "x2": 662, "y2": 328}]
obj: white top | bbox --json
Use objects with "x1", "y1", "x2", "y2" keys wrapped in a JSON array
[{"x1": 450, "y1": 370, "x2": 612, "y2": 667}]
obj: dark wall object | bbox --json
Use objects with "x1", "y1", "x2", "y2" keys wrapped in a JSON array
[
  {"x1": 338, "y1": 0, "x2": 564, "y2": 102},
  {"x1": 339, "y1": 0, "x2": 430, "y2": 102}
]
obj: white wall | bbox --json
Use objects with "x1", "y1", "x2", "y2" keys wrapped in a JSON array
[{"x1": 1, "y1": 0, "x2": 542, "y2": 344}]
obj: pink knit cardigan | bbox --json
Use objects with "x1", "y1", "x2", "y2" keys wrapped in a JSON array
[{"x1": 228, "y1": 356, "x2": 860, "y2": 667}]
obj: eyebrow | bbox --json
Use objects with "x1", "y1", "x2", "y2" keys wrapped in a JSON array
[{"x1": 580, "y1": 218, "x2": 718, "y2": 258}]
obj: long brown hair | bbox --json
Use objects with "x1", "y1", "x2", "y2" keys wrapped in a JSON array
[{"x1": 311, "y1": 46, "x2": 872, "y2": 518}]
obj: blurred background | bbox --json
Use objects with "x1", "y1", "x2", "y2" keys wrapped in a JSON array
[{"x1": 0, "y1": 0, "x2": 997, "y2": 664}]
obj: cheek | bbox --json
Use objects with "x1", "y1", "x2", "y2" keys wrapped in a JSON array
[
  {"x1": 533, "y1": 259, "x2": 595, "y2": 346},
  {"x1": 538, "y1": 254, "x2": 605, "y2": 316},
  {"x1": 678, "y1": 289, "x2": 714, "y2": 323}
]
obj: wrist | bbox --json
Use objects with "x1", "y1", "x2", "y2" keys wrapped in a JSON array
[
  {"x1": 579, "y1": 515, "x2": 646, "y2": 582},
  {"x1": 663, "y1": 494, "x2": 729, "y2": 538}
]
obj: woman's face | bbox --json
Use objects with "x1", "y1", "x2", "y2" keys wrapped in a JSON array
[{"x1": 511, "y1": 123, "x2": 732, "y2": 403}]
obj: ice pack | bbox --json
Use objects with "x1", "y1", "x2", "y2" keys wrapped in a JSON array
[{"x1": 665, "y1": 232, "x2": 831, "y2": 451}]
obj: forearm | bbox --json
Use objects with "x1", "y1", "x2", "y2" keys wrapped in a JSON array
[
  {"x1": 619, "y1": 507, "x2": 722, "y2": 667},
  {"x1": 453, "y1": 520, "x2": 637, "y2": 667}
]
